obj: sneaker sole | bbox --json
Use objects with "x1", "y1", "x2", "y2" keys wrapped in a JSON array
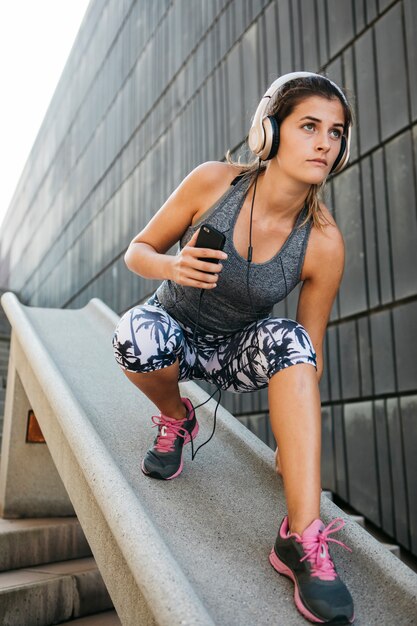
[
  {"x1": 141, "y1": 420, "x2": 199, "y2": 480},
  {"x1": 269, "y1": 549, "x2": 355, "y2": 625}
]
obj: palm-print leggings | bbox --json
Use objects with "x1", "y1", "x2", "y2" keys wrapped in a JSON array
[{"x1": 112, "y1": 294, "x2": 317, "y2": 393}]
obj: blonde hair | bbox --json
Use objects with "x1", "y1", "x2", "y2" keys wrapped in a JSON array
[{"x1": 226, "y1": 75, "x2": 354, "y2": 231}]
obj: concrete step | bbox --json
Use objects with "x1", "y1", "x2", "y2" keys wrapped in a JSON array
[
  {"x1": 0, "y1": 518, "x2": 118, "y2": 624},
  {"x1": 323, "y1": 492, "x2": 365, "y2": 529},
  {"x1": 0, "y1": 557, "x2": 113, "y2": 626},
  {"x1": 347, "y1": 514, "x2": 366, "y2": 528},
  {"x1": 383, "y1": 544, "x2": 401, "y2": 558},
  {"x1": 60, "y1": 610, "x2": 121, "y2": 624},
  {"x1": 0, "y1": 341, "x2": 10, "y2": 355},
  {"x1": 0, "y1": 517, "x2": 91, "y2": 571},
  {"x1": 326, "y1": 491, "x2": 417, "y2": 573},
  {"x1": 321, "y1": 489, "x2": 333, "y2": 501}
]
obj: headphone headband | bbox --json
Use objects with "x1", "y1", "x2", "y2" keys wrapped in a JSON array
[{"x1": 248, "y1": 71, "x2": 351, "y2": 173}]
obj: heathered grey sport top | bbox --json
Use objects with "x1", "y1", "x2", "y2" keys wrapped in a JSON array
[{"x1": 155, "y1": 173, "x2": 312, "y2": 334}]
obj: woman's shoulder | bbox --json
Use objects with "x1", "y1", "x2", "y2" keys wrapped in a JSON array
[
  {"x1": 185, "y1": 161, "x2": 242, "y2": 215},
  {"x1": 187, "y1": 161, "x2": 241, "y2": 189}
]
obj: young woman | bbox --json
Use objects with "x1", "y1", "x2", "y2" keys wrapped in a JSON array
[{"x1": 113, "y1": 72, "x2": 355, "y2": 624}]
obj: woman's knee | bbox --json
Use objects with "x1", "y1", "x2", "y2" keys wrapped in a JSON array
[
  {"x1": 256, "y1": 317, "x2": 317, "y2": 373},
  {"x1": 112, "y1": 304, "x2": 184, "y2": 373}
]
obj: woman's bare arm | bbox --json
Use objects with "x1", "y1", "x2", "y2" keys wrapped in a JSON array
[
  {"x1": 124, "y1": 161, "x2": 233, "y2": 288},
  {"x1": 296, "y1": 217, "x2": 345, "y2": 382}
]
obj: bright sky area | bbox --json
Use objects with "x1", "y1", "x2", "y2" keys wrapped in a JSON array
[{"x1": 0, "y1": 0, "x2": 91, "y2": 231}]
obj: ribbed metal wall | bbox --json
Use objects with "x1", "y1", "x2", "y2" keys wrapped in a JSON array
[{"x1": 0, "y1": 0, "x2": 416, "y2": 556}]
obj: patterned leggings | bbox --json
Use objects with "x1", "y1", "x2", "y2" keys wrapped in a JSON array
[{"x1": 112, "y1": 295, "x2": 317, "y2": 393}]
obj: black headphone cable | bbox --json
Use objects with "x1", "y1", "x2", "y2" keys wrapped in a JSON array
[
  {"x1": 246, "y1": 158, "x2": 262, "y2": 354},
  {"x1": 188, "y1": 288, "x2": 223, "y2": 461}
]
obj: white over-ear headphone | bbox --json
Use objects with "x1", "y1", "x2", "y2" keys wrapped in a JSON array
[{"x1": 248, "y1": 71, "x2": 351, "y2": 174}]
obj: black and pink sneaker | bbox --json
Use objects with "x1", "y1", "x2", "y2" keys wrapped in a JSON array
[
  {"x1": 269, "y1": 516, "x2": 355, "y2": 624},
  {"x1": 141, "y1": 398, "x2": 199, "y2": 480}
]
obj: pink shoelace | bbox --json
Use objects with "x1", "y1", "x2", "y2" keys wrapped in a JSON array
[
  {"x1": 297, "y1": 518, "x2": 353, "y2": 581},
  {"x1": 151, "y1": 414, "x2": 188, "y2": 453}
]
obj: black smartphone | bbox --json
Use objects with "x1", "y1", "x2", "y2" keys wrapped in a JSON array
[{"x1": 195, "y1": 224, "x2": 226, "y2": 268}]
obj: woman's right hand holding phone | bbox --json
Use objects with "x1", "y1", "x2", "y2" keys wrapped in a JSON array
[{"x1": 170, "y1": 229, "x2": 227, "y2": 289}]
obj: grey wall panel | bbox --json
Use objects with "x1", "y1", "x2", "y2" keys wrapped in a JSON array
[
  {"x1": 354, "y1": 30, "x2": 379, "y2": 155},
  {"x1": 415, "y1": 126, "x2": 417, "y2": 217},
  {"x1": 370, "y1": 310, "x2": 396, "y2": 395},
  {"x1": 360, "y1": 158, "x2": 379, "y2": 308},
  {"x1": 334, "y1": 164, "x2": 367, "y2": 317},
  {"x1": 375, "y1": 4, "x2": 408, "y2": 141},
  {"x1": 400, "y1": 395, "x2": 417, "y2": 554},
  {"x1": 353, "y1": 0, "x2": 366, "y2": 33},
  {"x1": 393, "y1": 300, "x2": 417, "y2": 393},
  {"x1": 344, "y1": 401, "x2": 380, "y2": 525},
  {"x1": 357, "y1": 317, "x2": 373, "y2": 398},
  {"x1": 327, "y1": 326, "x2": 341, "y2": 401},
  {"x1": 241, "y1": 23, "x2": 260, "y2": 127},
  {"x1": 404, "y1": 0, "x2": 417, "y2": 122},
  {"x1": 263, "y1": 2, "x2": 279, "y2": 81},
  {"x1": 276, "y1": 0, "x2": 293, "y2": 73},
  {"x1": 321, "y1": 406, "x2": 336, "y2": 492},
  {"x1": 258, "y1": 387, "x2": 269, "y2": 413},
  {"x1": 374, "y1": 400, "x2": 395, "y2": 536},
  {"x1": 378, "y1": 0, "x2": 395, "y2": 10},
  {"x1": 326, "y1": 56, "x2": 343, "y2": 98},
  {"x1": 299, "y1": 0, "x2": 319, "y2": 71},
  {"x1": 333, "y1": 405, "x2": 349, "y2": 501},
  {"x1": 338, "y1": 321, "x2": 360, "y2": 400},
  {"x1": 385, "y1": 132, "x2": 417, "y2": 300},
  {"x1": 372, "y1": 149, "x2": 393, "y2": 305},
  {"x1": 227, "y1": 45, "x2": 244, "y2": 151},
  {"x1": 319, "y1": 335, "x2": 330, "y2": 403},
  {"x1": 290, "y1": 0, "x2": 302, "y2": 69},
  {"x1": 342, "y1": 47, "x2": 359, "y2": 164},
  {"x1": 245, "y1": 412, "x2": 273, "y2": 450},
  {"x1": 316, "y1": 0, "x2": 329, "y2": 68},
  {"x1": 327, "y1": 0, "x2": 355, "y2": 59},
  {"x1": 386, "y1": 398, "x2": 411, "y2": 549}
]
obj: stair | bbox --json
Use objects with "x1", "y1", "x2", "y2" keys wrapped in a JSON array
[
  {"x1": 0, "y1": 336, "x2": 10, "y2": 453},
  {"x1": 0, "y1": 517, "x2": 121, "y2": 626},
  {"x1": 0, "y1": 294, "x2": 120, "y2": 625},
  {"x1": 60, "y1": 613, "x2": 121, "y2": 625},
  {"x1": 322, "y1": 490, "x2": 416, "y2": 572}
]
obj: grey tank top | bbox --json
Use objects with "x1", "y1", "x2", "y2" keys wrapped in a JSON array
[{"x1": 155, "y1": 173, "x2": 312, "y2": 334}]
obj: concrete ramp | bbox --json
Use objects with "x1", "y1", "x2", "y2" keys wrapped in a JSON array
[{"x1": 0, "y1": 292, "x2": 416, "y2": 625}]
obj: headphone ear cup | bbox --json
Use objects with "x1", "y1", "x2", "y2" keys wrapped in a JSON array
[
  {"x1": 330, "y1": 135, "x2": 346, "y2": 173},
  {"x1": 260, "y1": 116, "x2": 280, "y2": 160}
]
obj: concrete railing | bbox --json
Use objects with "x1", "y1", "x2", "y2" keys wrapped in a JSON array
[{"x1": 0, "y1": 292, "x2": 416, "y2": 625}]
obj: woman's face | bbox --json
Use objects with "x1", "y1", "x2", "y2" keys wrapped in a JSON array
[{"x1": 276, "y1": 95, "x2": 346, "y2": 184}]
